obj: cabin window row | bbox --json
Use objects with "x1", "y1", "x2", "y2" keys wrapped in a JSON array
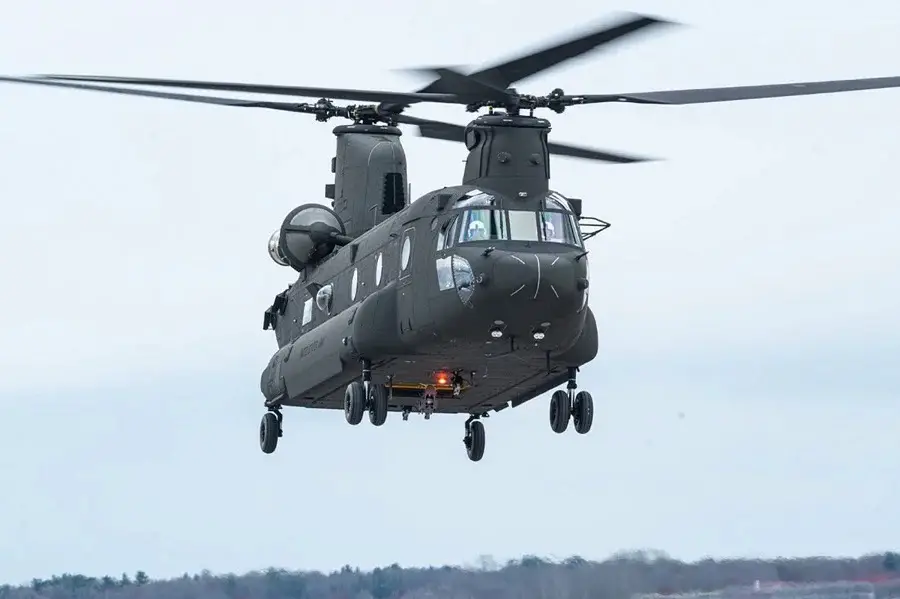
[{"x1": 299, "y1": 251, "x2": 388, "y2": 326}]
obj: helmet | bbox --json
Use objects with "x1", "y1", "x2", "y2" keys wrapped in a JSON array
[
  {"x1": 543, "y1": 219, "x2": 556, "y2": 239},
  {"x1": 468, "y1": 220, "x2": 486, "y2": 239}
]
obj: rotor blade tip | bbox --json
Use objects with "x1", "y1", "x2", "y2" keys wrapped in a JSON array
[
  {"x1": 619, "y1": 11, "x2": 682, "y2": 28},
  {"x1": 647, "y1": 14, "x2": 682, "y2": 27}
]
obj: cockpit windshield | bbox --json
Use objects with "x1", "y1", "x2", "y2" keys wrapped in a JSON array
[
  {"x1": 438, "y1": 191, "x2": 583, "y2": 250},
  {"x1": 507, "y1": 210, "x2": 539, "y2": 241}
]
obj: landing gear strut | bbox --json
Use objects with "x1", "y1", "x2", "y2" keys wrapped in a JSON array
[
  {"x1": 463, "y1": 415, "x2": 486, "y2": 462},
  {"x1": 345, "y1": 358, "x2": 388, "y2": 426},
  {"x1": 549, "y1": 366, "x2": 594, "y2": 435},
  {"x1": 259, "y1": 408, "x2": 282, "y2": 454}
]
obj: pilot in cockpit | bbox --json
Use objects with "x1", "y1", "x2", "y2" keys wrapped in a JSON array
[
  {"x1": 467, "y1": 219, "x2": 488, "y2": 241},
  {"x1": 542, "y1": 219, "x2": 559, "y2": 242}
]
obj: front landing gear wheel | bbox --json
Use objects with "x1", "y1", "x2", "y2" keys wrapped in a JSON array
[
  {"x1": 344, "y1": 380, "x2": 365, "y2": 425},
  {"x1": 465, "y1": 420, "x2": 486, "y2": 462},
  {"x1": 259, "y1": 412, "x2": 281, "y2": 454},
  {"x1": 549, "y1": 390, "x2": 570, "y2": 433},
  {"x1": 573, "y1": 390, "x2": 594, "y2": 434},
  {"x1": 368, "y1": 383, "x2": 388, "y2": 426}
]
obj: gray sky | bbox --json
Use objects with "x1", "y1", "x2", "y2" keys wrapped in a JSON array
[{"x1": 1, "y1": 0, "x2": 898, "y2": 586}]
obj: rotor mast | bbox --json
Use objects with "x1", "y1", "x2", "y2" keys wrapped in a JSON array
[
  {"x1": 326, "y1": 124, "x2": 408, "y2": 239},
  {"x1": 461, "y1": 113, "x2": 552, "y2": 198}
]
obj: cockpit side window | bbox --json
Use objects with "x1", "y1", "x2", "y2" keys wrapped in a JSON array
[
  {"x1": 544, "y1": 194, "x2": 574, "y2": 213},
  {"x1": 442, "y1": 216, "x2": 459, "y2": 250},
  {"x1": 543, "y1": 193, "x2": 583, "y2": 247},
  {"x1": 458, "y1": 208, "x2": 507, "y2": 243},
  {"x1": 436, "y1": 219, "x2": 447, "y2": 252}
]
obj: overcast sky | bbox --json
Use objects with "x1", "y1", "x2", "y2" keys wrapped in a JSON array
[{"x1": 1, "y1": 0, "x2": 898, "y2": 586}]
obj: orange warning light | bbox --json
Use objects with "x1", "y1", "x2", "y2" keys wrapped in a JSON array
[{"x1": 435, "y1": 371, "x2": 449, "y2": 385}]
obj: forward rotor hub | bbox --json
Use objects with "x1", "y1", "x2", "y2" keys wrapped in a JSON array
[{"x1": 465, "y1": 87, "x2": 570, "y2": 116}]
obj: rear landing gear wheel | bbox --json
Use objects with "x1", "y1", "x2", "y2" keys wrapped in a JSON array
[
  {"x1": 573, "y1": 390, "x2": 594, "y2": 434},
  {"x1": 549, "y1": 389, "x2": 570, "y2": 433},
  {"x1": 464, "y1": 419, "x2": 486, "y2": 462},
  {"x1": 259, "y1": 411, "x2": 281, "y2": 454},
  {"x1": 344, "y1": 380, "x2": 365, "y2": 425},
  {"x1": 368, "y1": 383, "x2": 388, "y2": 426}
]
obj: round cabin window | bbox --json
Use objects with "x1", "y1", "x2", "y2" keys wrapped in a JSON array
[
  {"x1": 401, "y1": 236, "x2": 412, "y2": 271},
  {"x1": 375, "y1": 253, "x2": 383, "y2": 286},
  {"x1": 315, "y1": 284, "x2": 333, "y2": 314},
  {"x1": 350, "y1": 268, "x2": 358, "y2": 301}
]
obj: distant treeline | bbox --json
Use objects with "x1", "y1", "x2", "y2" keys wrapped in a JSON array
[{"x1": 2, "y1": 550, "x2": 899, "y2": 599}]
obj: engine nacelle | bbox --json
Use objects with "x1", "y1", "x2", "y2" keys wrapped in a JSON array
[{"x1": 267, "y1": 203, "x2": 348, "y2": 271}]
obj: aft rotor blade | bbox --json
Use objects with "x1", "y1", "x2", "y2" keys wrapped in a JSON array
[
  {"x1": 572, "y1": 75, "x2": 900, "y2": 105},
  {"x1": 399, "y1": 115, "x2": 653, "y2": 164},
  {"x1": 30, "y1": 74, "x2": 473, "y2": 106},
  {"x1": 0, "y1": 76, "x2": 322, "y2": 113},
  {"x1": 393, "y1": 114, "x2": 469, "y2": 142}
]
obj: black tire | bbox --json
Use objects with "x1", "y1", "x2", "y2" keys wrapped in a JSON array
[
  {"x1": 259, "y1": 412, "x2": 280, "y2": 454},
  {"x1": 368, "y1": 384, "x2": 389, "y2": 426},
  {"x1": 344, "y1": 380, "x2": 365, "y2": 425},
  {"x1": 467, "y1": 420, "x2": 486, "y2": 462},
  {"x1": 573, "y1": 390, "x2": 594, "y2": 435},
  {"x1": 549, "y1": 389, "x2": 570, "y2": 433}
]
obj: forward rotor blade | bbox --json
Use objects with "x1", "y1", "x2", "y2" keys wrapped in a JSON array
[
  {"x1": 0, "y1": 76, "x2": 319, "y2": 113},
  {"x1": 572, "y1": 75, "x2": 900, "y2": 105},
  {"x1": 406, "y1": 67, "x2": 514, "y2": 103},
  {"x1": 31, "y1": 74, "x2": 473, "y2": 106},
  {"x1": 381, "y1": 13, "x2": 674, "y2": 113},
  {"x1": 546, "y1": 141, "x2": 653, "y2": 164},
  {"x1": 467, "y1": 13, "x2": 675, "y2": 89},
  {"x1": 398, "y1": 115, "x2": 653, "y2": 164}
]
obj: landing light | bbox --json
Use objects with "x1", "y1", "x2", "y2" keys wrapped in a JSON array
[
  {"x1": 489, "y1": 327, "x2": 503, "y2": 339},
  {"x1": 532, "y1": 330, "x2": 546, "y2": 341},
  {"x1": 435, "y1": 372, "x2": 449, "y2": 385}
]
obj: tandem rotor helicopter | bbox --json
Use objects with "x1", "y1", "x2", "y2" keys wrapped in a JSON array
[{"x1": 5, "y1": 13, "x2": 900, "y2": 462}]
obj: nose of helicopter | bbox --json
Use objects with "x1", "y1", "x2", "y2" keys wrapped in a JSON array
[{"x1": 487, "y1": 251, "x2": 583, "y2": 310}]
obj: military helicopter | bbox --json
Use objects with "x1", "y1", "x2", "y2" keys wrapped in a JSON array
[{"x1": 4, "y1": 12, "x2": 900, "y2": 462}]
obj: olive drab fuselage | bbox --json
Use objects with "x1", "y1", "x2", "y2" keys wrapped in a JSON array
[
  {"x1": 259, "y1": 183, "x2": 598, "y2": 413},
  {"x1": 259, "y1": 114, "x2": 600, "y2": 416}
]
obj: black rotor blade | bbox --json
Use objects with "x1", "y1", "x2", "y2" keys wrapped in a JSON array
[
  {"x1": 571, "y1": 75, "x2": 900, "y2": 105},
  {"x1": 406, "y1": 67, "x2": 514, "y2": 103},
  {"x1": 31, "y1": 73, "x2": 474, "y2": 106},
  {"x1": 546, "y1": 141, "x2": 652, "y2": 164},
  {"x1": 393, "y1": 114, "x2": 469, "y2": 143},
  {"x1": 379, "y1": 13, "x2": 674, "y2": 113},
  {"x1": 1, "y1": 76, "x2": 526, "y2": 157},
  {"x1": 398, "y1": 115, "x2": 653, "y2": 164},
  {"x1": 0, "y1": 76, "x2": 321, "y2": 113},
  {"x1": 467, "y1": 13, "x2": 675, "y2": 89}
]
